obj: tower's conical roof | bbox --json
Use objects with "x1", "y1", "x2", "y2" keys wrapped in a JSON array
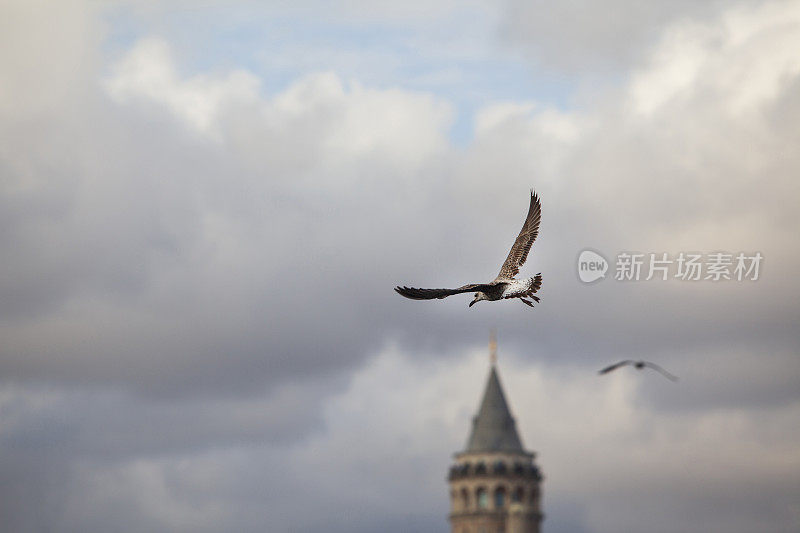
[{"x1": 464, "y1": 365, "x2": 524, "y2": 453}]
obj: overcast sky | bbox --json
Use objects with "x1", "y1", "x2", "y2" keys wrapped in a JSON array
[{"x1": 1, "y1": 1, "x2": 799, "y2": 532}]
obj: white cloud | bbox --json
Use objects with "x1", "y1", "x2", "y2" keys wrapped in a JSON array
[
  {"x1": 630, "y1": 0, "x2": 800, "y2": 116},
  {"x1": 500, "y1": 0, "x2": 764, "y2": 72},
  {"x1": 105, "y1": 38, "x2": 453, "y2": 169},
  {"x1": 279, "y1": 346, "x2": 800, "y2": 532},
  {"x1": 105, "y1": 37, "x2": 261, "y2": 137},
  {"x1": 0, "y1": 0, "x2": 100, "y2": 117},
  {"x1": 472, "y1": 102, "x2": 581, "y2": 168},
  {"x1": 68, "y1": 458, "x2": 229, "y2": 531}
]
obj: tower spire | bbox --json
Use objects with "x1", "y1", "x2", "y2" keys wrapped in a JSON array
[
  {"x1": 464, "y1": 363, "x2": 524, "y2": 453},
  {"x1": 489, "y1": 328, "x2": 497, "y2": 366},
  {"x1": 448, "y1": 332, "x2": 543, "y2": 533}
]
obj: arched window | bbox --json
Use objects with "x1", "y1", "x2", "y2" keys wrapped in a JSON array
[
  {"x1": 494, "y1": 486, "x2": 506, "y2": 509},
  {"x1": 475, "y1": 462, "x2": 487, "y2": 475},
  {"x1": 449, "y1": 465, "x2": 460, "y2": 479},
  {"x1": 493, "y1": 460, "x2": 507, "y2": 474},
  {"x1": 512, "y1": 486, "x2": 524, "y2": 503},
  {"x1": 461, "y1": 487, "x2": 470, "y2": 510},
  {"x1": 476, "y1": 487, "x2": 489, "y2": 509}
]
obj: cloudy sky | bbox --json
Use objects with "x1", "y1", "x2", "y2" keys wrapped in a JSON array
[{"x1": 1, "y1": 0, "x2": 799, "y2": 531}]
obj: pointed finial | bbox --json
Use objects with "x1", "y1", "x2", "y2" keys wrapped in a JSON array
[{"x1": 489, "y1": 328, "x2": 497, "y2": 366}]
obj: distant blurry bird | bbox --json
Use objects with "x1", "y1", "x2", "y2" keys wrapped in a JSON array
[
  {"x1": 395, "y1": 190, "x2": 543, "y2": 308},
  {"x1": 598, "y1": 360, "x2": 678, "y2": 381}
]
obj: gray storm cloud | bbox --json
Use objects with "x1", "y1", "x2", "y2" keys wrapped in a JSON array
[{"x1": 0, "y1": 0, "x2": 798, "y2": 532}]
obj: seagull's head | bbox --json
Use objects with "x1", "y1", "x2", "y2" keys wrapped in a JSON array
[{"x1": 469, "y1": 292, "x2": 488, "y2": 307}]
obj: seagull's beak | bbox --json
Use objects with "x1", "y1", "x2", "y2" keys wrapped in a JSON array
[{"x1": 469, "y1": 300, "x2": 476, "y2": 307}]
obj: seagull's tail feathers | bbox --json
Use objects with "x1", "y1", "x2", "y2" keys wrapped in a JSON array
[
  {"x1": 512, "y1": 273, "x2": 542, "y2": 309},
  {"x1": 523, "y1": 273, "x2": 543, "y2": 301},
  {"x1": 530, "y1": 273, "x2": 542, "y2": 294}
]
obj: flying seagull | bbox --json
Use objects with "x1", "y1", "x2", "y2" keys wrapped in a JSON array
[
  {"x1": 395, "y1": 190, "x2": 543, "y2": 308},
  {"x1": 598, "y1": 360, "x2": 678, "y2": 381}
]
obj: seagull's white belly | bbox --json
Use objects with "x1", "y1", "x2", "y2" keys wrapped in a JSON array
[{"x1": 501, "y1": 279, "x2": 532, "y2": 298}]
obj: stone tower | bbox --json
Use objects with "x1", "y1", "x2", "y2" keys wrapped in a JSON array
[{"x1": 447, "y1": 339, "x2": 543, "y2": 533}]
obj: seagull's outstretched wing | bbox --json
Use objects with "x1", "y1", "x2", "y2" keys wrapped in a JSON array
[
  {"x1": 394, "y1": 283, "x2": 493, "y2": 300},
  {"x1": 642, "y1": 362, "x2": 679, "y2": 381},
  {"x1": 598, "y1": 360, "x2": 634, "y2": 374},
  {"x1": 496, "y1": 190, "x2": 542, "y2": 280}
]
